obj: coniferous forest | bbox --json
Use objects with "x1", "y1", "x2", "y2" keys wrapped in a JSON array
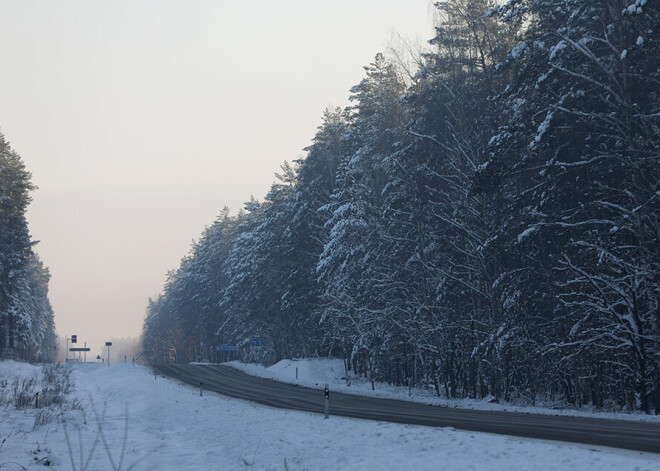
[
  {"x1": 0, "y1": 133, "x2": 57, "y2": 362},
  {"x1": 143, "y1": 1, "x2": 660, "y2": 413}
]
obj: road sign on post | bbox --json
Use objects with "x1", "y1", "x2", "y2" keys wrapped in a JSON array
[
  {"x1": 251, "y1": 331, "x2": 263, "y2": 349},
  {"x1": 66, "y1": 334, "x2": 78, "y2": 362},
  {"x1": 216, "y1": 345, "x2": 239, "y2": 351},
  {"x1": 68, "y1": 351, "x2": 86, "y2": 362},
  {"x1": 105, "y1": 342, "x2": 112, "y2": 368}
]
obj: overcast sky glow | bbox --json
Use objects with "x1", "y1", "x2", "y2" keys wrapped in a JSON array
[{"x1": 0, "y1": 0, "x2": 433, "y2": 352}]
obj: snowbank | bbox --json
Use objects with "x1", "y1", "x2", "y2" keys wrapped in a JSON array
[{"x1": 0, "y1": 359, "x2": 42, "y2": 378}]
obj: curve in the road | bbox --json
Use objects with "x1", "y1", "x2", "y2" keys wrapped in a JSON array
[{"x1": 155, "y1": 364, "x2": 660, "y2": 454}]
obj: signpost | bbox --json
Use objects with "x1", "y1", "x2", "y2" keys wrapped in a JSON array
[
  {"x1": 216, "y1": 345, "x2": 239, "y2": 351},
  {"x1": 105, "y1": 341, "x2": 112, "y2": 368},
  {"x1": 250, "y1": 331, "x2": 263, "y2": 362},
  {"x1": 216, "y1": 345, "x2": 238, "y2": 362},
  {"x1": 69, "y1": 347, "x2": 90, "y2": 363},
  {"x1": 65, "y1": 334, "x2": 78, "y2": 362},
  {"x1": 251, "y1": 331, "x2": 263, "y2": 347}
]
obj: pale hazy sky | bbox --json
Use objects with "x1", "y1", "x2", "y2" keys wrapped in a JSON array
[{"x1": 0, "y1": 0, "x2": 433, "y2": 352}]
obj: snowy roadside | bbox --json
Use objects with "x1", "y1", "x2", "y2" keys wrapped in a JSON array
[
  {"x1": 1, "y1": 360, "x2": 660, "y2": 470},
  {"x1": 0, "y1": 360, "x2": 82, "y2": 468},
  {"x1": 226, "y1": 358, "x2": 660, "y2": 423}
]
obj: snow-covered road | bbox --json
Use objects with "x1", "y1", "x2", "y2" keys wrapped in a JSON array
[{"x1": 2, "y1": 360, "x2": 660, "y2": 470}]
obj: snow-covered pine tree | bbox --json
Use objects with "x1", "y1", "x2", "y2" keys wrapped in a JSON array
[
  {"x1": 0, "y1": 132, "x2": 56, "y2": 360},
  {"x1": 317, "y1": 54, "x2": 407, "y2": 381},
  {"x1": 218, "y1": 163, "x2": 301, "y2": 360},
  {"x1": 483, "y1": 0, "x2": 660, "y2": 412}
]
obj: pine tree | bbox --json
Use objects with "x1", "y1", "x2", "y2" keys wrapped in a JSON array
[
  {"x1": 0, "y1": 132, "x2": 56, "y2": 360},
  {"x1": 484, "y1": 0, "x2": 660, "y2": 411}
]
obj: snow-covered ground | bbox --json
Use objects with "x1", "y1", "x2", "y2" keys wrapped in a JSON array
[
  {"x1": 228, "y1": 357, "x2": 660, "y2": 423},
  {"x1": 1, "y1": 360, "x2": 660, "y2": 470}
]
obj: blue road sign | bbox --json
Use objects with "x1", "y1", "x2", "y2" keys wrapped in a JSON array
[
  {"x1": 216, "y1": 345, "x2": 239, "y2": 351},
  {"x1": 251, "y1": 338, "x2": 263, "y2": 347}
]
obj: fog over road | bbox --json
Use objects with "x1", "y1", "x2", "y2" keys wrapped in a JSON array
[{"x1": 156, "y1": 363, "x2": 660, "y2": 454}]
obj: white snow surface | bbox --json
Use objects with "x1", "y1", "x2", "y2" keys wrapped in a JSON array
[
  {"x1": 228, "y1": 357, "x2": 660, "y2": 423},
  {"x1": 1, "y1": 359, "x2": 659, "y2": 470}
]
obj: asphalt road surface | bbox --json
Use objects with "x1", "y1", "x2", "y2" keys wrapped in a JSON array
[{"x1": 156, "y1": 363, "x2": 660, "y2": 453}]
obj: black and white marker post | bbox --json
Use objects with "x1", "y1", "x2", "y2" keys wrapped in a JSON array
[
  {"x1": 324, "y1": 383, "x2": 329, "y2": 419},
  {"x1": 200, "y1": 379, "x2": 203, "y2": 396}
]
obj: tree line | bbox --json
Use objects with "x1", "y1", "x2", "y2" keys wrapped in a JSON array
[
  {"x1": 0, "y1": 132, "x2": 57, "y2": 362},
  {"x1": 143, "y1": 0, "x2": 660, "y2": 413}
]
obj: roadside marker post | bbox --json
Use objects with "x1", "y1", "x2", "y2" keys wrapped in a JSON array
[
  {"x1": 200, "y1": 379, "x2": 203, "y2": 396},
  {"x1": 324, "y1": 383, "x2": 329, "y2": 419},
  {"x1": 296, "y1": 367, "x2": 298, "y2": 380},
  {"x1": 35, "y1": 392, "x2": 39, "y2": 409}
]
